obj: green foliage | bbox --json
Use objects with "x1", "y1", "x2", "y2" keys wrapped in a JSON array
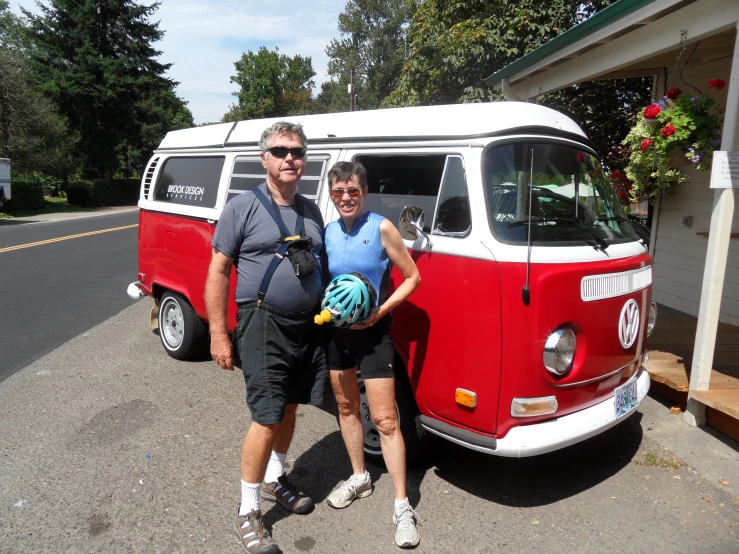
[
  {"x1": 227, "y1": 47, "x2": 321, "y2": 120},
  {"x1": 541, "y1": 78, "x2": 652, "y2": 171},
  {"x1": 0, "y1": 3, "x2": 74, "y2": 175},
  {"x1": 623, "y1": 89, "x2": 722, "y2": 199},
  {"x1": 23, "y1": 0, "x2": 191, "y2": 179},
  {"x1": 324, "y1": 0, "x2": 418, "y2": 110},
  {"x1": 4, "y1": 177, "x2": 45, "y2": 211},
  {"x1": 67, "y1": 179, "x2": 139, "y2": 207},
  {"x1": 385, "y1": 0, "x2": 612, "y2": 107}
]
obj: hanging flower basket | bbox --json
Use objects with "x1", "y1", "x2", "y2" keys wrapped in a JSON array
[{"x1": 622, "y1": 80, "x2": 724, "y2": 200}]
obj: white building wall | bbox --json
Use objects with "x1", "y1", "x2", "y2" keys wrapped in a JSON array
[{"x1": 651, "y1": 56, "x2": 739, "y2": 326}]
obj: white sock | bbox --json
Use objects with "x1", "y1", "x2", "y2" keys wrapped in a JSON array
[
  {"x1": 394, "y1": 497, "x2": 410, "y2": 514},
  {"x1": 263, "y1": 451, "x2": 287, "y2": 484},
  {"x1": 239, "y1": 480, "x2": 261, "y2": 515},
  {"x1": 353, "y1": 471, "x2": 370, "y2": 484}
]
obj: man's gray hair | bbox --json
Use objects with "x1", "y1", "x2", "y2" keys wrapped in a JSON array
[{"x1": 259, "y1": 121, "x2": 307, "y2": 152}]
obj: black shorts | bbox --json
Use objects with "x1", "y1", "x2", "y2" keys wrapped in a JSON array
[
  {"x1": 233, "y1": 302, "x2": 327, "y2": 425},
  {"x1": 326, "y1": 316, "x2": 395, "y2": 379}
]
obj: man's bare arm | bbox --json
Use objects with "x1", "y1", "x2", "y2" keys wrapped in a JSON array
[{"x1": 205, "y1": 247, "x2": 235, "y2": 370}]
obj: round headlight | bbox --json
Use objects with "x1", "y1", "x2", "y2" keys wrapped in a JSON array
[
  {"x1": 647, "y1": 302, "x2": 657, "y2": 336},
  {"x1": 543, "y1": 328, "x2": 576, "y2": 376}
]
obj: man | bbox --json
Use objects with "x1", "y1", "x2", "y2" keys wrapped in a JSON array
[{"x1": 205, "y1": 121, "x2": 326, "y2": 554}]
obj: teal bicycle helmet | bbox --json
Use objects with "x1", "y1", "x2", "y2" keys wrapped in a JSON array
[{"x1": 318, "y1": 272, "x2": 377, "y2": 327}]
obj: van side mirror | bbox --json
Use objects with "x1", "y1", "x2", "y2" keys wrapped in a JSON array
[{"x1": 399, "y1": 206, "x2": 432, "y2": 250}]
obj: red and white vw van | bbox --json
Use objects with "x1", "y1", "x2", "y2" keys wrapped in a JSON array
[{"x1": 128, "y1": 102, "x2": 656, "y2": 459}]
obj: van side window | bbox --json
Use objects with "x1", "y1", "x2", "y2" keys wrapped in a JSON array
[
  {"x1": 227, "y1": 155, "x2": 329, "y2": 203},
  {"x1": 354, "y1": 154, "x2": 445, "y2": 232},
  {"x1": 433, "y1": 155, "x2": 471, "y2": 236},
  {"x1": 154, "y1": 156, "x2": 225, "y2": 208}
]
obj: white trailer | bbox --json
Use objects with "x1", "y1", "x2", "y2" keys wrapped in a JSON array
[{"x1": 0, "y1": 158, "x2": 9, "y2": 209}]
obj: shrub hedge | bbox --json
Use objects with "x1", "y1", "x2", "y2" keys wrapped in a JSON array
[
  {"x1": 66, "y1": 179, "x2": 140, "y2": 207},
  {"x1": 3, "y1": 177, "x2": 45, "y2": 211}
]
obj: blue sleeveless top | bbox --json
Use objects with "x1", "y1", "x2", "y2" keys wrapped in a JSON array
[{"x1": 325, "y1": 212, "x2": 390, "y2": 307}]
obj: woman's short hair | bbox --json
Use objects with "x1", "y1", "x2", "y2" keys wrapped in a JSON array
[
  {"x1": 259, "y1": 121, "x2": 307, "y2": 152},
  {"x1": 328, "y1": 161, "x2": 368, "y2": 190}
]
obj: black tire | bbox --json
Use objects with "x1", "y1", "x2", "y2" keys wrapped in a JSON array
[
  {"x1": 157, "y1": 291, "x2": 208, "y2": 360},
  {"x1": 331, "y1": 358, "x2": 427, "y2": 465}
]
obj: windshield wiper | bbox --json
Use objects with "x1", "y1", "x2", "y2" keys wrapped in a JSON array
[
  {"x1": 508, "y1": 217, "x2": 609, "y2": 252},
  {"x1": 595, "y1": 216, "x2": 629, "y2": 223},
  {"x1": 507, "y1": 216, "x2": 576, "y2": 228}
]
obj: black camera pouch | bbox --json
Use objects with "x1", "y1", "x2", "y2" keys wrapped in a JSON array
[{"x1": 285, "y1": 237, "x2": 318, "y2": 276}]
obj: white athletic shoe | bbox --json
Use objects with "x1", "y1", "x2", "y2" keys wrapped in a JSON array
[
  {"x1": 393, "y1": 504, "x2": 420, "y2": 548},
  {"x1": 326, "y1": 472, "x2": 373, "y2": 509}
]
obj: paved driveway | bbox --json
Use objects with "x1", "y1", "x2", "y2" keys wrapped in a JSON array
[{"x1": 1, "y1": 301, "x2": 737, "y2": 553}]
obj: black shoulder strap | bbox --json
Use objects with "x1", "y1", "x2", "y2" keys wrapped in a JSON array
[{"x1": 252, "y1": 187, "x2": 305, "y2": 306}]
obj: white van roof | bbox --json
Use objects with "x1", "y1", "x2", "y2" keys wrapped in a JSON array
[{"x1": 157, "y1": 102, "x2": 588, "y2": 151}]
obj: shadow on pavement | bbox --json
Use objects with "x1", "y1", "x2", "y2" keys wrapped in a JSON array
[
  {"x1": 0, "y1": 218, "x2": 41, "y2": 226},
  {"x1": 420, "y1": 411, "x2": 644, "y2": 508}
]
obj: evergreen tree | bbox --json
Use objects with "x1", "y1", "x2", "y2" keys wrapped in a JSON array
[
  {"x1": 0, "y1": 1, "x2": 72, "y2": 176},
  {"x1": 23, "y1": 0, "x2": 190, "y2": 178}
]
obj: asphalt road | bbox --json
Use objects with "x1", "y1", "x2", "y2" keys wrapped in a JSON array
[
  {"x1": 0, "y1": 211, "x2": 139, "y2": 381},
  {"x1": 1, "y1": 299, "x2": 737, "y2": 554}
]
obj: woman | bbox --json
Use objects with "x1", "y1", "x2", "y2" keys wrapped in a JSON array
[{"x1": 324, "y1": 161, "x2": 422, "y2": 549}]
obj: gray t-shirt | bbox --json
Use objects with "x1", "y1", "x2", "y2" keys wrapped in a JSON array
[{"x1": 212, "y1": 183, "x2": 324, "y2": 312}]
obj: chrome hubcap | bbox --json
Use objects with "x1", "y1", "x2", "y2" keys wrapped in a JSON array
[{"x1": 161, "y1": 299, "x2": 184, "y2": 349}]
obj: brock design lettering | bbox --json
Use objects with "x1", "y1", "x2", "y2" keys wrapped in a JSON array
[{"x1": 166, "y1": 184, "x2": 205, "y2": 200}]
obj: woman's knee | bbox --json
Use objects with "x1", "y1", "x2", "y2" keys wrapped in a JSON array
[
  {"x1": 336, "y1": 396, "x2": 359, "y2": 418},
  {"x1": 372, "y1": 412, "x2": 399, "y2": 436}
]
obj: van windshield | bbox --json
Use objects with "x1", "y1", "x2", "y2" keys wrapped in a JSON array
[{"x1": 484, "y1": 142, "x2": 638, "y2": 245}]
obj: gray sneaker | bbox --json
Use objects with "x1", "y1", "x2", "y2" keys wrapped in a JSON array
[
  {"x1": 326, "y1": 472, "x2": 373, "y2": 509},
  {"x1": 393, "y1": 505, "x2": 420, "y2": 549}
]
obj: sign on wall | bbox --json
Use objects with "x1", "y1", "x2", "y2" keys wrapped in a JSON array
[{"x1": 709, "y1": 151, "x2": 739, "y2": 189}]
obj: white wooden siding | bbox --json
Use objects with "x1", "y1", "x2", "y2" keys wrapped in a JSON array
[{"x1": 651, "y1": 57, "x2": 739, "y2": 326}]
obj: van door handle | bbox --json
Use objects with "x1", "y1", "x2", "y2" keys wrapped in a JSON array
[{"x1": 207, "y1": 219, "x2": 216, "y2": 226}]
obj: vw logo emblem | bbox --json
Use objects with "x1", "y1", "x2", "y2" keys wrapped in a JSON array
[{"x1": 619, "y1": 299, "x2": 640, "y2": 349}]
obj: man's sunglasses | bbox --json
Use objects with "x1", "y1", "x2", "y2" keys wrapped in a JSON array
[
  {"x1": 266, "y1": 146, "x2": 307, "y2": 159},
  {"x1": 330, "y1": 187, "x2": 362, "y2": 198}
]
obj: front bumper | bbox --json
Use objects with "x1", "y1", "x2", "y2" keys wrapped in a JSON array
[
  {"x1": 127, "y1": 282, "x2": 146, "y2": 300},
  {"x1": 422, "y1": 366, "x2": 650, "y2": 458}
]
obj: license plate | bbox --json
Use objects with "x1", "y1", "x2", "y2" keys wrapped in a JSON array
[{"x1": 614, "y1": 379, "x2": 639, "y2": 418}]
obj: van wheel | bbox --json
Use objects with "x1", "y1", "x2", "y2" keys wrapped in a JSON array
[
  {"x1": 158, "y1": 291, "x2": 208, "y2": 360},
  {"x1": 355, "y1": 363, "x2": 427, "y2": 465}
]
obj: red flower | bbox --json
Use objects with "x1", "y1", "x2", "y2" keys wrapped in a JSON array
[
  {"x1": 708, "y1": 79, "x2": 726, "y2": 90},
  {"x1": 661, "y1": 122, "x2": 676, "y2": 138},
  {"x1": 627, "y1": 185, "x2": 632, "y2": 191},
  {"x1": 576, "y1": 151, "x2": 584, "y2": 162},
  {"x1": 640, "y1": 138, "x2": 653, "y2": 152},
  {"x1": 666, "y1": 87, "x2": 682, "y2": 99},
  {"x1": 611, "y1": 170, "x2": 619, "y2": 178},
  {"x1": 619, "y1": 191, "x2": 627, "y2": 199},
  {"x1": 644, "y1": 104, "x2": 661, "y2": 119}
]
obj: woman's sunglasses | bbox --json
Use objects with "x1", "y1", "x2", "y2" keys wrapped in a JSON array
[
  {"x1": 330, "y1": 187, "x2": 362, "y2": 199},
  {"x1": 267, "y1": 146, "x2": 307, "y2": 159}
]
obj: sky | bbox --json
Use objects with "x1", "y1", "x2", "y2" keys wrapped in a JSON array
[{"x1": 11, "y1": 0, "x2": 348, "y2": 124}]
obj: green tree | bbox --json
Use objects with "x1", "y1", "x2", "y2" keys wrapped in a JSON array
[
  {"x1": 386, "y1": 0, "x2": 613, "y2": 106},
  {"x1": 324, "y1": 0, "x2": 417, "y2": 110},
  {"x1": 385, "y1": 0, "x2": 650, "y2": 162},
  {"x1": 0, "y1": 1, "x2": 73, "y2": 176},
  {"x1": 227, "y1": 46, "x2": 321, "y2": 120},
  {"x1": 23, "y1": 0, "x2": 189, "y2": 178},
  {"x1": 120, "y1": 86, "x2": 194, "y2": 177}
]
